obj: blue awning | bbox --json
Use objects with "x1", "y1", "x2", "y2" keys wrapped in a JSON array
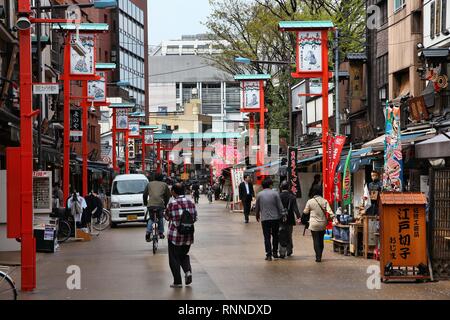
[
  {"x1": 298, "y1": 154, "x2": 323, "y2": 164},
  {"x1": 244, "y1": 160, "x2": 282, "y2": 173}
]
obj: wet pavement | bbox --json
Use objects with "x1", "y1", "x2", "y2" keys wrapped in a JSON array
[{"x1": 14, "y1": 197, "x2": 450, "y2": 300}]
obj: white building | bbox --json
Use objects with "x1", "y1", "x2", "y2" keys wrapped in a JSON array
[{"x1": 149, "y1": 34, "x2": 245, "y2": 133}]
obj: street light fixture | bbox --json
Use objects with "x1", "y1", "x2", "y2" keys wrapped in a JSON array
[{"x1": 16, "y1": 16, "x2": 31, "y2": 30}]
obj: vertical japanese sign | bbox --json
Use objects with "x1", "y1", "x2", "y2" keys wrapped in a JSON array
[
  {"x1": 288, "y1": 147, "x2": 302, "y2": 198},
  {"x1": 88, "y1": 71, "x2": 106, "y2": 103},
  {"x1": 70, "y1": 34, "x2": 95, "y2": 76},
  {"x1": 383, "y1": 101, "x2": 403, "y2": 192},
  {"x1": 297, "y1": 31, "x2": 323, "y2": 73},
  {"x1": 342, "y1": 147, "x2": 352, "y2": 207},
  {"x1": 381, "y1": 201, "x2": 427, "y2": 267},
  {"x1": 231, "y1": 167, "x2": 245, "y2": 205},
  {"x1": 70, "y1": 109, "x2": 82, "y2": 142},
  {"x1": 241, "y1": 81, "x2": 261, "y2": 110},
  {"x1": 116, "y1": 109, "x2": 129, "y2": 130},
  {"x1": 329, "y1": 135, "x2": 346, "y2": 203}
]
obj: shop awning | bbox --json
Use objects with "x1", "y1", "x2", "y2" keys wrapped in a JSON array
[
  {"x1": 362, "y1": 129, "x2": 436, "y2": 151},
  {"x1": 244, "y1": 160, "x2": 282, "y2": 173},
  {"x1": 416, "y1": 131, "x2": 450, "y2": 158},
  {"x1": 298, "y1": 154, "x2": 322, "y2": 164}
]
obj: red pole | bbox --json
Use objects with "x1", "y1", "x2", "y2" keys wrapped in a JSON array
[
  {"x1": 112, "y1": 109, "x2": 118, "y2": 173},
  {"x1": 156, "y1": 141, "x2": 161, "y2": 174},
  {"x1": 321, "y1": 30, "x2": 330, "y2": 203},
  {"x1": 18, "y1": 0, "x2": 36, "y2": 291},
  {"x1": 125, "y1": 130, "x2": 129, "y2": 174},
  {"x1": 82, "y1": 82, "x2": 88, "y2": 196},
  {"x1": 141, "y1": 130, "x2": 145, "y2": 172},
  {"x1": 256, "y1": 79, "x2": 265, "y2": 185},
  {"x1": 63, "y1": 34, "x2": 71, "y2": 201}
]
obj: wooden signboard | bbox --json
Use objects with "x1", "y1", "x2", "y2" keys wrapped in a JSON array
[{"x1": 379, "y1": 192, "x2": 430, "y2": 281}]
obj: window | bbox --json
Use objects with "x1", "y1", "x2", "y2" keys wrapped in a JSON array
[
  {"x1": 437, "y1": 0, "x2": 442, "y2": 36},
  {"x1": 412, "y1": 10, "x2": 422, "y2": 34},
  {"x1": 394, "y1": 0, "x2": 406, "y2": 12},
  {"x1": 443, "y1": 0, "x2": 448, "y2": 34}
]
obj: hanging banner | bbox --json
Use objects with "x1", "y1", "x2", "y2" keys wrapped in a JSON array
[
  {"x1": 116, "y1": 109, "x2": 129, "y2": 130},
  {"x1": 383, "y1": 101, "x2": 403, "y2": 192},
  {"x1": 144, "y1": 130, "x2": 154, "y2": 145},
  {"x1": 241, "y1": 81, "x2": 261, "y2": 110},
  {"x1": 329, "y1": 135, "x2": 346, "y2": 199},
  {"x1": 288, "y1": 147, "x2": 302, "y2": 198},
  {"x1": 70, "y1": 33, "x2": 95, "y2": 76},
  {"x1": 297, "y1": 31, "x2": 323, "y2": 73},
  {"x1": 326, "y1": 134, "x2": 335, "y2": 201},
  {"x1": 88, "y1": 71, "x2": 106, "y2": 103},
  {"x1": 333, "y1": 172, "x2": 342, "y2": 203},
  {"x1": 342, "y1": 147, "x2": 353, "y2": 207}
]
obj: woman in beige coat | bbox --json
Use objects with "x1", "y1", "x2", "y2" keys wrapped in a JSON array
[{"x1": 303, "y1": 185, "x2": 334, "y2": 262}]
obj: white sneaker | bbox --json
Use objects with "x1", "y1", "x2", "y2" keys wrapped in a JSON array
[{"x1": 170, "y1": 283, "x2": 183, "y2": 288}]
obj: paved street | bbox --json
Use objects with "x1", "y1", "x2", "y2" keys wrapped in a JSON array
[{"x1": 13, "y1": 197, "x2": 450, "y2": 300}]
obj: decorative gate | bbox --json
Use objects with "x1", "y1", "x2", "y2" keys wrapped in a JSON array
[{"x1": 430, "y1": 168, "x2": 450, "y2": 279}]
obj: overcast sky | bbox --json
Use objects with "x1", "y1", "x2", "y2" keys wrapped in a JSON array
[{"x1": 148, "y1": 0, "x2": 212, "y2": 47}]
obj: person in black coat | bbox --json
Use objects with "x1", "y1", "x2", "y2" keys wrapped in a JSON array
[
  {"x1": 279, "y1": 181, "x2": 301, "y2": 258},
  {"x1": 239, "y1": 175, "x2": 255, "y2": 223}
]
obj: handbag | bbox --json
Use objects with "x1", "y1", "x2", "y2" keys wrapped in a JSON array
[{"x1": 313, "y1": 197, "x2": 333, "y2": 223}]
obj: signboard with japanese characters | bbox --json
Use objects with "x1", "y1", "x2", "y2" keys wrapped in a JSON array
[
  {"x1": 297, "y1": 31, "x2": 322, "y2": 73},
  {"x1": 70, "y1": 109, "x2": 82, "y2": 142},
  {"x1": 287, "y1": 147, "x2": 301, "y2": 198},
  {"x1": 70, "y1": 33, "x2": 95, "y2": 76},
  {"x1": 116, "y1": 109, "x2": 129, "y2": 130},
  {"x1": 241, "y1": 81, "x2": 261, "y2": 111},
  {"x1": 88, "y1": 71, "x2": 106, "y2": 103},
  {"x1": 33, "y1": 171, "x2": 52, "y2": 214},
  {"x1": 380, "y1": 193, "x2": 428, "y2": 274},
  {"x1": 33, "y1": 83, "x2": 59, "y2": 95}
]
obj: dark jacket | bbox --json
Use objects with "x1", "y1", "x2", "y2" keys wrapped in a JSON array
[
  {"x1": 239, "y1": 181, "x2": 254, "y2": 203},
  {"x1": 279, "y1": 191, "x2": 301, "y2": 226}
]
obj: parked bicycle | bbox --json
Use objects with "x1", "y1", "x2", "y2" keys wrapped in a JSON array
[
  {"x1": 0, "y1": 265, "x2": 18, "y2": 300},
  {"x1": 92, "y1": 208, "x2": 111, "y2": 232},
  {"x1": 51, "y1": 208, "x2": 72, "y2": 243}
]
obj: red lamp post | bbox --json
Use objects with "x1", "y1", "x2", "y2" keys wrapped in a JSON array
[
  {"x1": 279, "y1": 21, "x2": 334, "y2": 203},
  {"x1": 234, "y1": 74, "x2": 271, "y2": 185}
]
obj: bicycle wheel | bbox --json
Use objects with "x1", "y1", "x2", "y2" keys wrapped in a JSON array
[
  {"x1": 152, "y1": 224, "x2": 158, "y2": 254},
  {"x1": 92, "y1": 209, "x2": 111, "y2": 231},
  {"x1": 57, "y1": 220, "x2": 71, "y2": 243},
  {"x1": 0, "y1": 272, "x2": 17, "y2": 300}
]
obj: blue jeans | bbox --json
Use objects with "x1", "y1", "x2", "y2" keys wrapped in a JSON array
[{"x1": 146, "y1": 207, "x2": 165, "y2": 235}]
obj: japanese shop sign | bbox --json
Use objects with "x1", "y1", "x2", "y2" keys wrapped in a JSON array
[
  {"x1": 144, "y1": 130, "x2": 154, "y2": 145},
  {"x1": 288, "y1": 147, "x2": 301, "y2": 198},
  {"x1": 297, "y1": 31, "x2": 322, "y2": 73},
  {"x1": 70, "y1": 34, "x2": 95, "y2": 76},
  {"x1": 241, "y1": 81, "x2": 261, "y2": 110},
  {"x1": 33, "y1": 83, "x2": 59, "y2": 95},
  {"x1": 128, "y1": 121, "x2": 140, "y2": 137},
  {"x1": 380, "y1": 193, "x2": 427, "y2": 268},
  {"x1": 70, "y1": 109, "x2": 82, "y2": 142}
]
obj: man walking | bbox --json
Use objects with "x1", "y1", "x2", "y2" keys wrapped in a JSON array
[
  {"x1": 255, "y1": 178, "x2": 286, "y2": 261},
  {"x1": 239, "y1": 175, "x2": 255, "y2": 223},
  {"x1": 279, "y1": 181, "x2": 301, "y2": 258},
  {"x1": 165, "y1": 183, "x2": 197, "y2": 288}
]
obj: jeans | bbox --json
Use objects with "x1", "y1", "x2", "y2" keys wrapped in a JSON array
[
  {"x1": 168, "y1": 241, "x2": 191, "y2": 285},
  {"x1": 311, "y1": 230, "x2": 326, "y2": 260},
  {"x1": 146, "y1": 207, "x2": 165, "y2": 235},
  {"x1": 279, "y1": 225, "x2": 294, "y2": 256},
  {"x1": 261, "y1": 220, "x2": 280, "y2": 257}
]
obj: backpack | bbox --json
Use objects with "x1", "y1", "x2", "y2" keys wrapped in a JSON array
[{"x1": 178, "y1": 209, "x2": 195, "y2": 235}]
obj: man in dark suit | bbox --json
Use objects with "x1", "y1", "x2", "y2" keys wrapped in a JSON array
[{"x1": 239, "y1": 175, "x2": 255, "y2": 223}]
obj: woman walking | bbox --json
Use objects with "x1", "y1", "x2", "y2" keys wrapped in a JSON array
[{"x1": 302, "y1": 185, "x2": 334, "y2": 262}]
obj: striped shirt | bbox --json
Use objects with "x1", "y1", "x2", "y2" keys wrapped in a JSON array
[{"x1": 165, "y1": 196, "x2": 197, "y2": 246}]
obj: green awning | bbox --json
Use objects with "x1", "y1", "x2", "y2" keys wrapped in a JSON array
[
  {"x1": 51, "y1": 23, "x2": 109, "y2": 31},
  {"x1": 234, "y1": 74, "x2": 271, "y2": 81},
  {"x1": 109, "y1": 103, "x2": 135, "y2": 108},
  {"x1": 96, "y1": 63, "x2": 116, "y2": 70},
  {"x1": 32, "y1": 35, "x2": 50, "y2": 43},
  {"x1": 279, "y1": 21, "x2": 334, "y2": 31},
  {"x1": 154, "y1": 132, "x2": 242, "y2": 140}
]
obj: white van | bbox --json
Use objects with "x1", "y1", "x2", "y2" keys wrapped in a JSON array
[{"x1": 110, "y1": 174, "x2": 149, "y2": 226}]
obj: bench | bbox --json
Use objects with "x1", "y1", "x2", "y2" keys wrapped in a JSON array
[{"x1": 332, "y1": 238, "x2": 349, "y2": 256}]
